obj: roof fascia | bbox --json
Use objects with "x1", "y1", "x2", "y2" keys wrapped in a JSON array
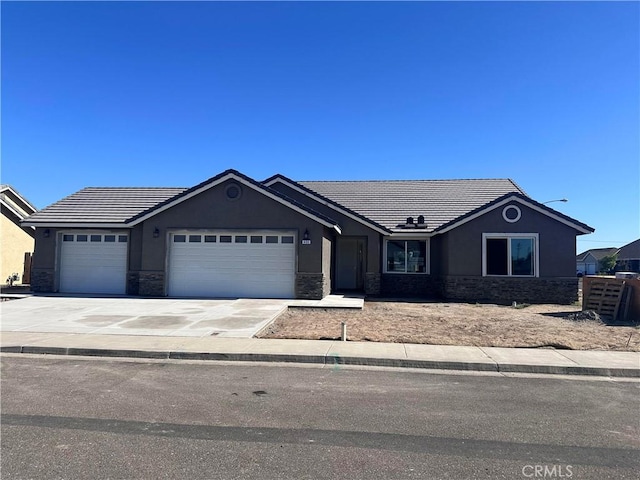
[
  {"x1": 435, "y1": 195, "x2": 593, "y2": 235},
  {"x1": 0, "y1": 186, "x2": 37, "y2": 214},
  {"x1": 1, "y1": 198, "x2": 31, "y2": 221},
  {"x1": 386, "y1": 231, "x2": 434, "y2": 237},
  {"x1": 2, "y1": 199, "x2": 36, "y2": 231},
  {"x1": 21, "y1": 222, "x2": 130, "y2": 229},
  {"x1": 127, "y1": 172, "x2": 340, "y2": 231},
  {"x1": 264, "y1": 176, "x2": 391, "y2": 234}
]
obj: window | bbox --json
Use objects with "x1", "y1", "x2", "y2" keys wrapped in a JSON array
[
  {"x1": 281, "y1": 236, "x2": 294, "y2": 244},
  {"x1": 265, "y1": 236, "x2": 278, "y2": 244},
  {"x1": 483, "y1": 234, "x2": 538, "y2": 277},
  {"x1": 189, "y1": 235, "x2": 201, "y2": 243},
  {"x1": 235, "y1": 235, "x2": 247, "y2": 243},
  {"x1": 250, "y1": 236, "x2": 263, "y2": 243},
  {"x1": 204, "y1": 235, "x2": 216, "y2": 243},
  {"x1": 77, "y1": 235, "x2": 88, "y2": 242},
  {"x1": 173, "y1": 235, "x2": 186, "y2": 243},
  {"x1": 90, "y1": 235, "x2": 102, "y2": 242},
  {"x1": 118, "y1": 235, "x2": 128, "y2": 243},
  {"x1": 220, "y1": 235, "x2": 232, "y2": 243},
  {"x1": 63, "y1": 235, "x2": 74, "y2": 242},
  {"x1": 385, "y1": 239, "x2": 428, "y2": 273},
  {"x1": 104, "y1": 235, "x2": 116, "y2": 242}
]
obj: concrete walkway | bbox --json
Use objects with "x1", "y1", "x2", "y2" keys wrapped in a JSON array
[{"x1": 2, "y1": 331, "x2": 638, "y2": 378}]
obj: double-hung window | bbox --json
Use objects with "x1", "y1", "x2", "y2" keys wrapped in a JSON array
[
  {"x1": 483, "y1": 233, "x2": 538, "y2": 277},
  {"x1": 385, "y1": 239, "x2": 428, "y2": 273}
]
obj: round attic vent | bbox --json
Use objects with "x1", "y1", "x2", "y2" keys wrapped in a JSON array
[
  {"x1": 225, "y1": 183, "x2": 242, "y2": 201},
  {"x1": 502, "y1": 205, "x2": 521, "y2": 223}
]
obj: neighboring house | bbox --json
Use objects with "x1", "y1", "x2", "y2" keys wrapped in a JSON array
[
  {"x1": 616, "y1": 239, "x2": 640, "y2": 272},
  {"x1": 23, "y1": 169, "x2": 593, "y2": 304},
  {"x1": 576, "y1": 247, "x2": 619, "y2": 275},
  {"x1": 1, "y1": 185, "x2": 37, "y2": 284}
]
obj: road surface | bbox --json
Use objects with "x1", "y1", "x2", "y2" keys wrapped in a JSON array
[{"x1": 2, "y1": 355, "x2": 638, "y2": 479}]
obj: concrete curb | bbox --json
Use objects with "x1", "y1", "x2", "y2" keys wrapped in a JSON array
[{"x1": 3, "y1": 345, "x2": 638, "y2": 378}]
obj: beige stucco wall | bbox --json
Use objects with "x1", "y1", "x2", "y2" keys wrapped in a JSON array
[{"x1": 1, "y1": 214, "x2": 34, "y2": 284}]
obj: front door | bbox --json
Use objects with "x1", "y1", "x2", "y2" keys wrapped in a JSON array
[{"x1": 335, "y1": 237, "x2": 366, "y2": 291}]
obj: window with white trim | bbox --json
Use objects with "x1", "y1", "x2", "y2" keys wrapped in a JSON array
[
  {"x1": 483, "y1": 233, "x2": 538, "y2": 277},
  {"x1": 385, "y1": 239, "x2": 428, "y2": 273}
]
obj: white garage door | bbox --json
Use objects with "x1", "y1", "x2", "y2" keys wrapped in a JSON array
[
  {"x1": 168, "y1": 231, "x2": 296, "y2": 298},
  {"x1": 59, "y1": 233, "x2": 128, "y2": 294}
]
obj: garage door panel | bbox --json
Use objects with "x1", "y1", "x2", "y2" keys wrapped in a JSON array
[
  {"x1": 168, "y1": 231, "x2": 295, "y2": 298},
  {"x1": 59, "y1": 233, "x2": 128, "y2": 294}
]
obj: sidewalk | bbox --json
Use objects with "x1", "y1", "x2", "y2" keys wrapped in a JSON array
[{"x1": 2, "y1": 331, "x2": 638, "y2": 378}]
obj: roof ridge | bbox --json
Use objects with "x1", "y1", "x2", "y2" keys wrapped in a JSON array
[
  {"x1": 299, "y1": 178, "x2": 518, "y2": 183},
  {"x1": 81, "y1": 186, "x2": 187, "y2": 190}
]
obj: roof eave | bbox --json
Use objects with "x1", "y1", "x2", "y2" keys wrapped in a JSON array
[
  {"x1": 127, "y1": 170, "x2": 341, "y2": 231},
  {"x1": 434, "y1": 193, "x2": 594, "y2": 235},
  {"x1": 21, "y1": 221, "x2": 130, "y2": 229}
]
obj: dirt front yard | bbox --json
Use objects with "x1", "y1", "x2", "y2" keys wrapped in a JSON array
[{"x1": 258, "y1": 300, "x2": 640, "y2": 351}]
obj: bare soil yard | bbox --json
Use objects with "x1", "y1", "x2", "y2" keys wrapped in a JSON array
[{"x1": 259, "y1": 300, "x2": 640, "y2": 351}]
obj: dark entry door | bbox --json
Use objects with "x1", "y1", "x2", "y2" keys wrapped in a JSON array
[{"x1": 335, "y1": 237, "x2": 366, "y2": 291}]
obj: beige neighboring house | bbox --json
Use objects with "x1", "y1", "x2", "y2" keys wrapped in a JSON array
[{"x1": 1, "y1": 185, "x2": 36, "y2": 285}]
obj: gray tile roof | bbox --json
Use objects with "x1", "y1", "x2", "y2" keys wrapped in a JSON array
[
  {"x1": 298, "y1": 179, "x2": 526, "y2": 232},
  {"x1": 617, "y1": 239, "x2": 640, "y2": 260},
  {"x1": 576, "y1": 247, "x2": 620, "y2": 262},
  {"x1": 24, "y1": 187, "x2": 186, "y2": 224}
]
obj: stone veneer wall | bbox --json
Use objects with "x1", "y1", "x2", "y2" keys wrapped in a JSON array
[
  {"x1": 30, "y1": 269, "x2": 54, "y2": 292},
  {"x1": 136, "y1": 271, "x2": 165, "y2": 297},
  {"x1": 295, "y1": 273, "x2": 325, "y2": 300},
  {"x1": 381, "y1": 274, "x2": 443, "y2": 298},
  {"x1": 127, "y1": 272, "x2": 140, "y2": 295},
  {"x1": 442, "y1": 276, "x2": 578, "y2": 305},
  {"x1": 365, "y1": 273, "x2": 381, "y2": 295}
]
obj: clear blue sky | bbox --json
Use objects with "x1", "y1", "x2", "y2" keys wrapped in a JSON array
[{"x1": 2, "y1": 1, "x2": 638, "y2": 254}]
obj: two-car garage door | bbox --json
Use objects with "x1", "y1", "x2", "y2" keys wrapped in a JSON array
[{"x1": 167, "y1": 231, "x2": 296, "y2": 298}]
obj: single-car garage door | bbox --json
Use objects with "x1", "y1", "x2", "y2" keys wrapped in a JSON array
[
  {"x1": 168, "y1": 231, "x2": 296, "y2": 298},
  {"x1": 59, "y1": 233, "x2": 128, "y2": 294}
]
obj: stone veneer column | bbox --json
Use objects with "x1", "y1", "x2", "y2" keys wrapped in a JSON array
[
  {"x1": 29, "y1": 269, "x2": 55, "y2": 292},
  {"x1": 365, "y1": 273, "x2": 381, "y2": 295},
  {"x1": 295, "y1": 273, "x2": 325, "y2": 300},
  {"x1": 137, "y1": 271, "x2": 165, "y2": 297}
]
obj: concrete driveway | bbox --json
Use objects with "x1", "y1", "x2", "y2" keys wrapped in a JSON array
[
  {"x1": 1, "y1": 296, "x2": 290, "y2": 338},
  {"x1": 1, "y1": 294, "x2": 363, "y2": 338}
]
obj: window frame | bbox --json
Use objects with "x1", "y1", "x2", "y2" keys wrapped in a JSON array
[
  {"x1": 482, "y1": 233, "x2": 539, "y2": 277},
  {"x1": 383, "y1": 238, "x2": 430, "y2": 274}
]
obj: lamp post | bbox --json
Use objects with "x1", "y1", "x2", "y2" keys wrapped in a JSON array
[{"x1": 542, "y1": 198, "x2": 568, "y2": 205}]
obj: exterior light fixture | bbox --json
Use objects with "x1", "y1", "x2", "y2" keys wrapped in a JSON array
[
  {"x1": 153, "y1": 227, "x2": 160, "y2": 238},
  {"x1": 302, "y1": 229, "x2": 311, "y2": 245},
  {"x1": 43, "y1": 228, "x2": 50, "y2": 238}
]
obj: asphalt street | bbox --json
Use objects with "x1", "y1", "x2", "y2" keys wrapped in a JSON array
[{"x1": 1, "y1": 355, "x2": 638, "y2": 479}]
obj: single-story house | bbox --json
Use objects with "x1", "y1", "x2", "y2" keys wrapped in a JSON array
[
  {"x1": 23, "y1": 169, "x2": 594, "y2": 304},
  {"x1": 576, "y1": 247, "x2": 619, "y2": 275},
  {"x1": 616, "y1": 239, "x2": 640, "y2": 273},
  {"x1": 1, "y1": 185, "x2": 36, "y2": 285}
]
